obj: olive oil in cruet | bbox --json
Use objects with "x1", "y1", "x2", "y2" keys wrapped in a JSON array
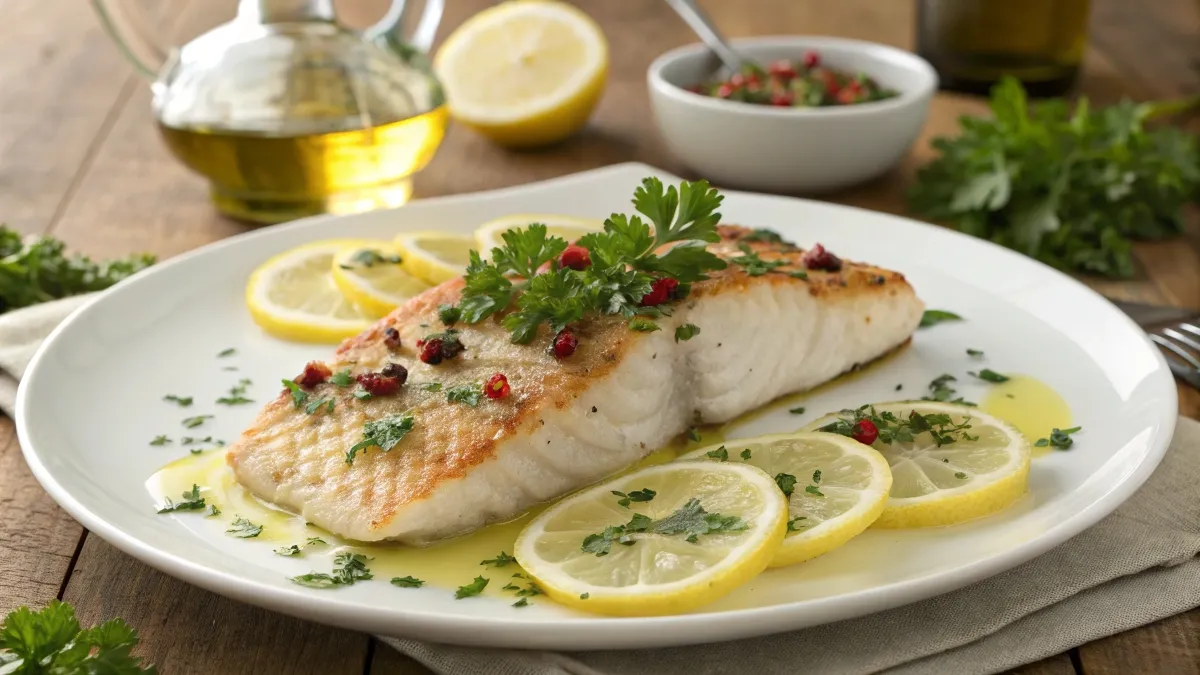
[
  {"x1": 91, "y1": 0, "x2": 447, "y2": 224},
  {"x1": 915, "y1": 0, "x2": 1092, "y2": 97}
]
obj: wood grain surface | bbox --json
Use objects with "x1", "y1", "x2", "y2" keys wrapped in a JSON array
[{"x1": 2, "y1": 0, "x2": 1198, "y2": 673}]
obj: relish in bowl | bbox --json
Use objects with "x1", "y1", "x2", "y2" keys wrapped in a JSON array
[{"x1": 688, "y1": 50, "x2": 897, "y2": 108}]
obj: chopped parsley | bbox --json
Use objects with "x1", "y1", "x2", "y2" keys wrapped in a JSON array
[
  {"x1": 291, "y1": 553, "x2": 373, "y2": 588},
  {"x1": 687, "y1": 427, "x2": 702, "y2": 442},
  {"x1": 180, "y1": 436, "x2": 223, "y2": 446},
  {"x1": 455, "y1": 576, "x2": 489, "y2": 599},
  {"x1": 919, "y1": 310, "x2": 963, "y2": 328},
  {"x1": 480, "y1": 551, "x2": 517, "y2": 568},
  {"x1": 218, "y1": 348, "x2": 236, "y2": 357},
  {"x1": 149, "y1": 435, "x2": 171, "y2": 446},
  {"x1": 789, "y1": 406, "x2": 806, "y2": 415},
  {"x1": 438, "y1": 304, "x2": 462, "y2": 326},
  {"x1": 419, "y1": 382, "x2": 443, "y2": 392},
  {"x1": 580, "y1": 593, "x2": 590, "y2": 600},
  {"x1": 216, "y1": 378, "x2": 254, "y2": 405},
  {"x1": 970, "y1": 368, "x2": 1010, "y2": 383},
  {"x1": 955, "y1": 472, "x2": 968, "y2": 479},
  {"x1": 512, "y1": 598, "x2": 529, "y2": 608},
  {"x1": 454, "y1": 178, "x2": 727, "y2": 343},
  {"x1": 391, "y1": 576, "x2": 425, "y2": 588},
  {"x1": 306, "y1": 537, "x2": 326, "y2": 546},
  {"x1": 274, "y1": 545, "x2": 301, "y2": 557},
  {"x1": 611, "y1": 488, "x2": 657, "y2": 508},
  {"x1": 345, "y1": 413, "x2": 415, "y2": 464},
  {"x1": 675, "y1": 323, "x2": 700, "y2": 342},
  {"x1": 819, "y1": 404, "x2": 978, "y2": 448},
  {"x1": 330, "y1": 369, "x2": 354, "y2": 387},
  {"x1": 740, "y1": 448, "x2": 752, "y2": 460},
  {"x1": 282, "y1": 379, "x2": 307, "y2": 408},
  {"x1": 446, "y1": 383, "x2": 483, "y2": 407},
  {"x1": 304, "y1": 396, "x2": 335, "y2": 415},
  {"x1": 156, "y1": 484, "x2": 206, "y2": 513},
  {"x1": 581, "y1": 498, "x2": 747, "y2": 556},
  {"x1": 774, "y1": 473, "x2": 797, "y2": 497},
  {"x1": 189, "y1": 448, "x2": 203, "y2": 455},
  {"x1": 628, "y1": 317, "x2": 661, "y2": 332},
  {"x1": 181, "y1": 415, "x2": 212, "y2": 429},
  {"x1": 786, "y1": 516, "x2": 808, "y2": 532},
  {"x1": 225, "y1": 517, "x2": 263, "y2": 538},
  {"x1": 788, "y1": 270, "x2": 808, "y2": 279},
  {"x1": 1035, "y1": 426, "x2": 1082, "y2": 450},
  {"x1": 924, "y1": 374, "x2": 959, "y2": 402},
  {"x1": 967, "y1": 348, "x2": 984, "y2": 357},
  {"x1": 706, "y1": 446, "x2": 729, "y2": 461},
  {"x1": 805, "y1": 470, "x2": 825, "y2": 497},
  {"x1": 352, "y1": 389, "x2": 373, "y2": 401},
  {"x1": 163, "y1": 394, "x2": 193, "y2": 407},
  {"x1": 344, "y1": 248, "x2": 401, "y2": 268},
  {"x1": 205, "y1": 504, "x2": 220, "y2": 517},
  {"x1": 741, "y1": 228, "x2": 785, "y2": 243},
  {"x1": 730, "y1": 243, "x2": 787, "y2": 276}
]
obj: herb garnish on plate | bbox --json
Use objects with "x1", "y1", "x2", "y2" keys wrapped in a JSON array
[{"x1": 0, "y1": 600, "x2": 154, "y2": 673}]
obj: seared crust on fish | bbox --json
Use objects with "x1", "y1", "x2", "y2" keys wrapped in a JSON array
[{"x1": 227, "y1": 226, "x2": 923, "y2": 544}]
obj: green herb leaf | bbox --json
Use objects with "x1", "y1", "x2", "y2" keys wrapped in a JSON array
[
  {"x1": 1035, "y1": 426, "x2": 1082, "y2": 449},
  {"x1": 786, "y1": 516, "x2": 808, "y2": 532},
  {"x1": 804, "y1": 484, "x2": 825, "y2": 497},
  {"x1": 480, "y1": 551, "x2": 517, "y2": 568},
  {"x1": 345, "y1": 413, "x2": 415, "y2": 464},
  {"x1": 967, "y1": 348, "x2": 984, "y2": 357},
  {"x1": 919, "y1": 310, "x2": 963, "y2": 328},
  {"x1": 819, "y1": 404, "x2": 979, "y2": 448},
  {"x1": 352, "y1": 389, "x2": 373, "y2": 401},
  {"x1": 628, "y1": 317, "x2": 661, "y2": 332},
  {"x1": 730, "y1": 243, "x2": 787, "y2": 276},
  {"x1": 455, "y1": 576, "x2": 490, "y2": 599},
  {"x1": 156, "y1": 484, "x2": 205, "y2": 513},
  {"x1": 225, "y1": 517, "x2": 263, "y2": 538},
  {"x1": 611, "y1": 488, "x2": 657, "y2": 508},
  {"x1": 217, "y1": 347, "x2": 236, "y2": 357},
  {"x1": 290, "y1": 553, "x2": 373, "y2": 589},
  {"x1": 740, "y1": 448, "x2": 752, "y2": 460},
  {"x1": 205, "y1": 504, "x2": 220, "y2": 517},
  {"x1": 675, "y1": 323, "x2": 700, "y2": 342},
  {"x1": 217, "y1": 395, "x2": 253, "y2": 406},
  {"x1": 774, "y1": 473, "x2": 797, "y2": 497},
  {"x1": 438, "y1": 304, "x2": 462, "y2": 326},
  {"x1": 0, "y1": 600, "x2": 154, "y2": 674},
  {"x1": 149, "y1": 435, "x2": 171, "y2": 446},
  {"x1": 580, "y1": 593, "x2": 589, "y2": 599},
  {"x1": 741, "y1": 228, "x2": 785, "y2": 243},
  {"x1": 419, "y1": 382, "x2": 443, "y2": 392},
  {"x1": 304, "y1": 396, "x2": 335, "y2": 415},
  {"x1": 687, "y1": 427, "x2": 702, "y2": 442},
  {"x1": 391, "y1": 576, "x2": 425, "y2": 588},
  {"x1": 163, "y1": 394, "x2": 192, "y2": 407},
  {"x1": 971, "y1": 368, "x2": 1010, "y2": 383},
  {"x1": 955, "y1": 472, "x2": 968, "y2": 479},
  {"x1": 283, "y1": 379, "x2": 308, "y2": 408},
  {"x1": 706, "y1": 446, "x2": 728, "y2": 461},
  {"x1": 181, "y1": 415, "x2": 212, "y2": 429},
  {"x1": 274, "y1": 545, "x2": 301, "y2": 556},
  {"x1": 330, "y1": 369, "x2": 354, "y2": 387},
  {"x1": 789, "y1": 406, "x2": 806, "y2": 415},
  {"x1": 512, "y1": 598, "x2": 529, "y2": 608},
  {"x1": 581, "y1": 498, "x2": 746, "y2": 556},
  {"x1": 446, "y1": 383, "x2": 483, "y2": 407}
]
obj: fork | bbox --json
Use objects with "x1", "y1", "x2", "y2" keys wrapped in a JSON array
[{"x1": 1110, "y1": 299, "x2": 1200, "y2": 390}]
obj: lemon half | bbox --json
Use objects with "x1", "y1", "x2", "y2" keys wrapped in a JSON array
[
  {"x1": 803, "y1": 401, "x2": 1031, "y2": 528},
  {"x1": 678, "y1": 432, "x2": 892, "y2": 567},
  {"x1": 433, "y1": 0, "x2": 608, "y2": 148},
  {"x1": 245, "y1": 240, "x2": 378, "y2": 343},
  {"x1": 514, "y1": 461, "x2": 786, "y2": 616}
]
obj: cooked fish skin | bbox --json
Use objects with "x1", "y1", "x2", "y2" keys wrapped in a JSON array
[{"x1": 227, "y1": 226, "x2": 924, "y2": 545}]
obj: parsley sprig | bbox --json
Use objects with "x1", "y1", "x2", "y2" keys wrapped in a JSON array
[
  {"x1": 0, "y1": 600, "x2": 154, "y2": 673},
  {"x1": 455, "y1": 178, "x2": 728, "y2": 343},
  {"x1": 820, "y1": 405, "x2": 978, "y2": 448}
]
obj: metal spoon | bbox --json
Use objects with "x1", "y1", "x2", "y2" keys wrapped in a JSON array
[{"x1": 662, "y1": 0, "x2": 751, "y2": 77}]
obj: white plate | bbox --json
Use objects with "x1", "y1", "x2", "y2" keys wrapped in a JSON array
[{"x1": 17, "y1": 162, "x2": 1177, "y2": 650}]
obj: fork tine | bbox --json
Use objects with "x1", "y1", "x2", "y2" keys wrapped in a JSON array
[
  {"x1": 1163, "y1": 327, "x2": 1200, "y2": 354},
  {"x1": 1151, "y1": 334, "x2": 1200, "y2": 370},
  {"x1": 1181, "y1": 322, "x2": 1200, "y2": 338}
]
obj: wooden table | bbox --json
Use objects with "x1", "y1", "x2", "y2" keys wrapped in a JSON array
[{"x1": 2, "y1": 0, "x2": 1197, "y2": 672}]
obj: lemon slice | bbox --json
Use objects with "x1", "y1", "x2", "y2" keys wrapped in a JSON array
[
  {"x1": 474, "y1": 213, "x2": 604, "y2": 256},
  {"x1": 432, "y1": 0, "x2": 608, "y2": 148},
  {"x1": 803, "y1": 401, "x2": 1031, "y2": 528},
  {"x1": 515, "y1": 461, "x2": 786, "y2": 616},
  {"x1": 678, "y1": 432, "x2": 891, "y2": 567},
  {"x1": 245, "y1": 240, "x2": 377, "y2": 343},
  {"x1": 392, "y1": 231, "x2": 476, "y2": 285},
  {"x1": 330, "y1": 242, "x2": 432, "y2": 317}
]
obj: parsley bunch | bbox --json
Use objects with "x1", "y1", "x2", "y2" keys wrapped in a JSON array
[
  {"x1": 457, "y1": 178, "x2": 728, "y2": 343},
  {"x1": 908, "y1": 77, "x2": 1199, "y2": 277},
  {"x1": 0, "y1": 600, "x2": 154, "y2": 674},
  {"x1": 0, "y1": 226, "x2": 155, "y2": 314}
]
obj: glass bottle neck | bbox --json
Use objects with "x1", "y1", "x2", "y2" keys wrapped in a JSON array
[{"x1": 236, "y1": 0, "x2": 335, "y2": 24}]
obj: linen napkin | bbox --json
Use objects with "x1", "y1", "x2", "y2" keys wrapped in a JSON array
[
  {"x1": 0, "y1": 293, "x2": 96, "y2": 416},
  {"x1": 3, "y1": 298, "x2": 1198, "y2": 674},
  {"x1": 382, "y1": 418, "x2": 1200, "y2": 674}
]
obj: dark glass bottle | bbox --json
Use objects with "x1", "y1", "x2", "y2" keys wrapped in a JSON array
[{"x1": 916, "y1": 0, "x2": 1092, "y2": 97}]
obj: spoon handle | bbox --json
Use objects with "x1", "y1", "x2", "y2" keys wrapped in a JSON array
[{"x1": 662, "y1": 0, "x2": 745, "y2": 73}]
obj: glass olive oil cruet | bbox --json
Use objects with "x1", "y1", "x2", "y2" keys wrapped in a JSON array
[{"x1": 91, "y1": 0, "x2": 447, "y2": 224}]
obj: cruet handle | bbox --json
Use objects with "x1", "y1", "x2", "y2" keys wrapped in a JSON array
[
  {"x1": 364, "y1": 0, "x2": 445, "y2": 55},
  {"x1": 90, "y1": 0, "x2": 171, "y2": 78}
]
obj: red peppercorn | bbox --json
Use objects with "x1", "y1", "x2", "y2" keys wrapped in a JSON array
[
  {"x1": 716, "y1": 83, "x2": 735, "y2": 98},
  {"x1": 802, "y1": 50, "x2": 820, "y2": 69},
  {"x1": 419, "y1": 339, "x2": 444, "y2": 365},
  {"x1": 770, "y1": 91, "x2": 794, "y2": 107},
  {"x1": 802, "y1": 243, "x2": 843, "y2": 272},
  {"x1": 439, "y1": 335, "x2": 465, "y2": 360},
  {"x1": 551, "y1": 329, "x2": 578, "y2": 359},
  {"x1": 383, "y1": 326, "x2": 402, "y2": 349},
  {"x1": 559, "y1": 244, "x2": 591, "y2": 271},
  {"x1": 380, "y1": 362, "x2": 409, "y2": 385},
  {"x1": 851, "y1": 419, "x2": 879, "y2": 446},
  {"x1": 356, "y1": 372, "x2": 401, "y2": 396},
  {"x1": 295, "y1": 361, "x2": 332, "y2": 389},
  {"x1": 485, "y1": 373, "x2": 511, "y2": 399},
  {"x1": 768, "y1": 59, "x2": 796, "y2": 79},
  {"x1": 639, "y1": 277, "x2": 680, "y2": 307}
]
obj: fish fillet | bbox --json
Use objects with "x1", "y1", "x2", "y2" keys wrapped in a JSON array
[{"x1": 227, "y1": 226, "x2": 924, "y2": 545}]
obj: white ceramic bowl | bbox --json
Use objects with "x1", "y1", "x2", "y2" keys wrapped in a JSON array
[{"x1": 647, "y1": 36, "x2": 938, "y2": 193}]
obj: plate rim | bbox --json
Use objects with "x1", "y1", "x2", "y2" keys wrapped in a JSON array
[{"x1": 15, "y1": 161, "x2": 1179, "y2": 649}]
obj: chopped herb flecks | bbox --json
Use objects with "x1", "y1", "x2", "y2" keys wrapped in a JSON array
[
  {"x1": 675, "y1": 323, "x2": 700, "y2": 342},
  {"x1": 480, "y1": 551, "x2": 517, "y2": 568},
  {"x1": 581, "y1": 498, "x2": 747, "y2": 556},
  {"x1": 149, "y1": 435, "x2": 171, "y2": 446},
  {"x1": 391, "y1": 576, "x2": 425, "y2": 588},
  {"x1": 181, "y1": 415, "x2": 213, "y2": 429},
  {"x1": 163, "y1": 394, "x2": 193, "y2": 407},
  {"x1": 345, "y1": 413, "x2": 415, "y2": 465},
  {"x1": 156, "y1": 484, "x2": 205, "y2": 513},
  {"x1": 291, "y1": 553, "x2": 373, "y2": 589},
  {"x1": 706, "y1": 446, "x2": 729, "y2": 461},
  {"x1": 819, "y1": 404, "x2": 978, "y2": 448},
  {"x1": 226, "y1": 517, "x2": 263, "y2": 538},
  {"x1": 218, "y1": 348, "x2": 236, "y2": 357},
  {"x1": 740, "y1": 448, "x2": 752, "y2": 460},
  {"x1": 919, "y1": 310, "x2": 963, "y2": 328},
  {"x1": 775, "y1": 473, "x2": 797, "y2": 497},
  {"x1": 970, "y1": 369, "x2": 1010, "y2": 383},
  {"x1": 455, "y1": 576, "x2": 489, "y2": 599},
  {"x1": 789, "y1": 406, "x2": 806, "y2": 415},
  {"x1": 611, "y1": 488, "x2": 656, "y2": 508},
  {"x1": 446, "y1": 383, "x2": 483, "y2": 407},
  {"x1": 1035, "y1": 426, "x2": 1082, "y2": 450}
]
